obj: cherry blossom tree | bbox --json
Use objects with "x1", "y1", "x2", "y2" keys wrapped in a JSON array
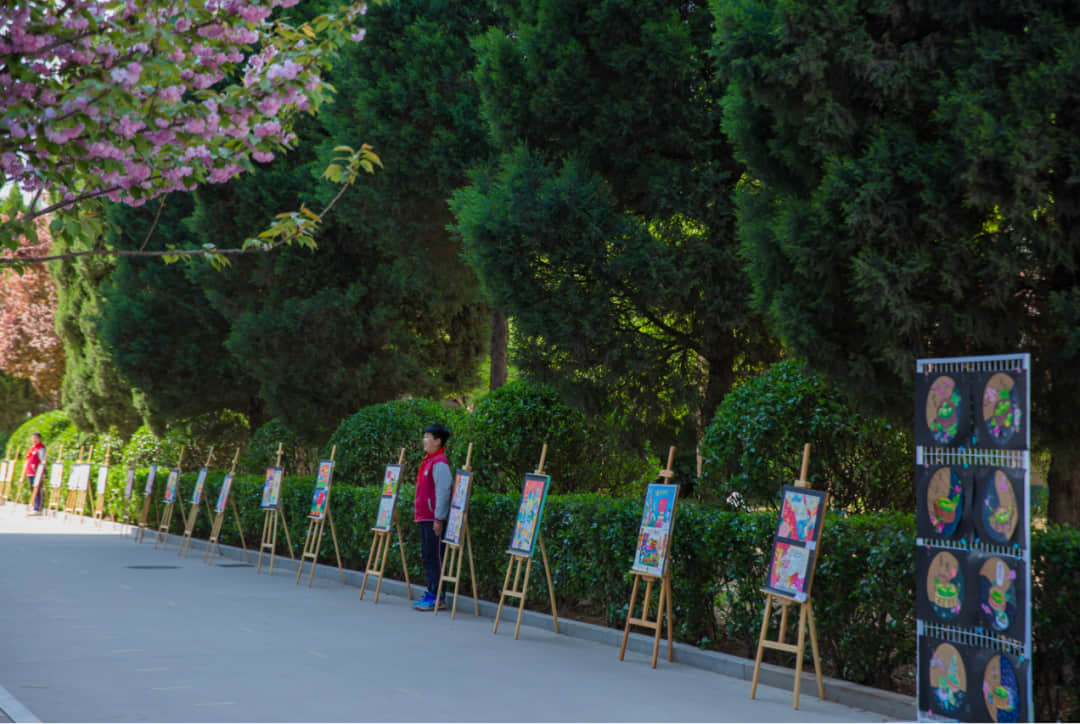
[
  {"x1": 1, "y1": 0, "x2": 378, "y2": 266},
  {"x1": 0, "y1": 214, "x2": 64, "y2": 402}
]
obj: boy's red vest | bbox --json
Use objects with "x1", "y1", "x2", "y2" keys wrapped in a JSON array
[
  {"x1": 414, "y1": 449, "x2": 449, "y2": 522},
  {"x1": 24, "y1": 441, "x2": 45, "y2": 478}
]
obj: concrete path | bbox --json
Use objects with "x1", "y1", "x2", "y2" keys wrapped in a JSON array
[{"x1": 0, "y1": 504, "x2": 903, "y2": 722}]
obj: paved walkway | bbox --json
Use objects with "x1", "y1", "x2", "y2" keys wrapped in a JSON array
[{"x1": 0, "y1": 504, "x2": 905, "y2": 722}]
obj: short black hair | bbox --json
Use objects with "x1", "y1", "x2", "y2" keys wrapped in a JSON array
[{"x1": 423, "y1": 424, "x2": 450, "y2": 447}]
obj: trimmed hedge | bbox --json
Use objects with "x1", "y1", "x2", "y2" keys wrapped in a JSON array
[
  {"x1": 328, "y1": 398, "x2": 467, "y2": 487},
  {"x1": 700, "y1": 359, "x2": 913, "y2": 512},
  {"x1": 83, "y1": 474, "x2": 1076, "y2": 720}
]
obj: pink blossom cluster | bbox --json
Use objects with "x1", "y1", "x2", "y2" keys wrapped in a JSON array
[{"x1": 1, "y1": 0, "x2": 368, "y2": 219}]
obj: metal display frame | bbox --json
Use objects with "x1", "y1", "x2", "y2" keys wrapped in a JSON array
[{"x1": 915, "y1": 353, "x2": 1032, "y2": 722}]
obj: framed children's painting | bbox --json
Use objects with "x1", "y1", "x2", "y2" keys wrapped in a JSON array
[
  {"x1": 192, "y1": 467, "x2": 208, "y2": 505},
  {"x1": 164, "y1": 468, "x2": 180, "y2": 504},
  {"x1": 446, "y1": 507, "x2": 465, "y2": 545},
  {"x1": 144, "y1": 465, "x2": 157, "y2": 496},
  {"x1": 96, "y1": 466, "x2": 109, "y2": 496},
  {"x1": 631, "y1": 482, "x2": 679, "y2": 577},
  {"x1": 124, "y1": 465, "x2": 136, "y2": 499},
  {"x1": 508, "y1": 473, "x2": 550, "y2": 558},
  {"x1": 381, "y1": 464, "x2": 402, "y2": 496},
  {"x1": 260, "y1": 467, "x2": 283, "y2": 510},
  {"x1": 445, "y1": 469, "x2": 473, "y2": 546},
  {"x1": 215, "y1": 473, "x2": 234, "y2": 513},
  {"x1": 49, "y1": 461, "x2": 64, "y2": 488},
  {"x1": 374, "y1": 494, "x2": 397, "y2": 532},
  {"x1": 309, "y1": 459, "x2": 334, "y2": 519},
  {"x1": 762, "y1": 486, "x2": 828, "y2": 601},
  {"x1": 450, "y1": 470, "x2": 472, "y2": 511}
]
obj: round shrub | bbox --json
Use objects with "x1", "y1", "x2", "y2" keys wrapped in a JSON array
[
  {"x1": 700, "y1": 358, "x2": 912, "y2": 512},
  {"x1": 241, "y1": 418, "x2": 318, "y2": 476},
  {"x1": 123, "y1": 425, "x2": 186, "y2": 467},
  {"x1": 4, "y1": 409, "x2": 74, "y2": 460},
  {"x1": 123, "y1": 411, "x2": 250, "y2": 470},
  {"x1": 329, "y1": 398, "x2": 466, "y2": 486},
  {"x1": 461, "y1": 380, "x2": 591, "y2": 494}
]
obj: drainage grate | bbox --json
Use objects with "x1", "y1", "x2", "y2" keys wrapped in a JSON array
[
  {"x1": 125, "y1": 565, "x2": 180, "y2": 570},
  {"x1": 217, "y1": 563, "x2": 254, "y2": 568}
]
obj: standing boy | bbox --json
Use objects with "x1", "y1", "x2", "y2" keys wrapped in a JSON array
[
  {"x1": 413, "y1": 424, "x2": 452, "y2": 611},
  {"x1": 23, "y1": 432, "x2": 46, "y2": 512}
]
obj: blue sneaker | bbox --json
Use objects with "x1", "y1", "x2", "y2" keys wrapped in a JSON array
[{"x1": 412, "y1": 591, "x2": 435, "y2": 611}]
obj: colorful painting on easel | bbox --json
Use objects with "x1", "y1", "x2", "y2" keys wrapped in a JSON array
[
  {"x1": 309, "y1": 459, "x2": 334, "y2": 519},
  {"x1": 508, "y1": 473, "x2": 550, "y2": 557},
  {"x1": 191, "y1": 468, "x2": 208, "y2": 504},
  {"x1": 765, "y1": 541, "x2": 811, "y2": 600},
  {"x1": 981, "y1": 654, "x2": 1022, "y2": 723},
  {"x1": 381, "y1": 464, "x2": 402, "y2": 496},
  {"x1": 164, "y1": 469, "x2": 180, "y2": 503},
  {"x1": 215, "y1": 473, "x2": 234, "y2": 513},
  {"x1": 124, "y1": 466, "x2": 136, "y2": 499},
  {"x1": 49, "y1": 462, "x2": 64, "y2": 488},
  {"x1": 374, "y1": 495, "x2": 396, "y2": 531},
  {"x1": 777, "y1": 487, "x2": 826, "y2": 543},
  {"x1": 451, "y1": 470, "x2": 472, "y2": 510},
  {"x1": 96, "y1": 466, "x2": 109, "y2": 496},
  {"x1": 144, "y1": 465, "x2": 157, "y2": 496},
  {"x1": 631, "y1": 482, "x2": 678, "y2": 577},
  {"x1": 446, "y1": 507, "x2": 465, "y2": 545},
  {"x1": 260, "y1": 467, "x2": 283, "y2": 509}
]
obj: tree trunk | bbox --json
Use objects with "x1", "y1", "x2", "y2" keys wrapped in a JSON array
[
  {"x1": 489, "y1": 309, "x2": 508, "y2": 391},
  {"x1": 1047, "y1": 447, "x2": 1080, "y2": 527}
]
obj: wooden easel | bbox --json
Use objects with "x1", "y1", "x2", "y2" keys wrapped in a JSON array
[
  {"x1": 435, "y1": 443, "x2": 479, "y2": 618},
  {"x1": 493, "y1": 444, "x2": 560, "y2": 639},
  {"x1": 256, "y1": 443, "x2": 297, "y2": 575},
  {"x1": 46, "y1": 447, "x2": 65, "y2": 516},
  {"x1": 93, "y1": 447, "x2": 111, "y2": 526},
  {"x1": 619, "y1": 446, "x2": 678, "y2": 668},
  {"x1": 136, "y1": 456, "x2": 161, "y2": 544},
  {"x1": 155, "y1": 448, "x2": 188, "y2": 550},
  {"x1": 65, "y1": 446, "x2": 94, "y2": 520},
  {"x1": 360, "y1": 448, "x2": 413, "y2": 603},
  {"x1": 750, "y1": 444, "x2": 825, "y2": 710},
  {"x1": 0, "y1": 459, "x2": 11, "y2": 504},
  {"x1": 179, "y1": 447, "x2": 216, "y2": 557},
  {"x1": 204, "y1": 447, "x2": 251, "y2": 564},
  {"x1": 297, "y1": 446, "x2": 345, "y2": 587}
]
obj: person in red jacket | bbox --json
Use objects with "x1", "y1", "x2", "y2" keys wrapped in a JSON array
[
  {"x1": 413, "y1": 424, "x2": 452, "y2": 611},
  {"x1": 23, "y1": 432, "x2": 46, "y2": 512}
]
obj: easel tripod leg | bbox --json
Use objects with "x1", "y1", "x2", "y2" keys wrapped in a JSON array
[
  {"x1": 750, "y1": 594, "x2": 773, "y2": 699},
  {"x1": 807, "y1": 600, "x2": 824, "y2": 699},
  {"x1": 493, "y1": 555, "x2": 514, "y2": 634},
  {"x1": 514, "y1": 557, "x2": 533, "y2": 640},
  {"x1": 792, "y1": 603, "x2": 808, "y2": 710},
  {"x1": 619, "y1": 574, "x2": 641, "y2": 661}
]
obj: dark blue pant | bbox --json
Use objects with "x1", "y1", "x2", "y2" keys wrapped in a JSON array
[{"x1": 418, "y1": 521, "x2": 444, "y2": 596}]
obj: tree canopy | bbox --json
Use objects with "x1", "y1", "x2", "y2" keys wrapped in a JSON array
[
  {"x1": 714, "y1": 0, "x2": 1080, "y2": 523},
  {"x1": 451, "y1": 0, "x2": 777, "y2": 446}
]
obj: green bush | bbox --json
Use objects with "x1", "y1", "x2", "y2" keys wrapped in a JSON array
[
  {"x1": 240, "y1": 418, "x2": 317, "y2": 476},
  {"x1": 461, "y1": 380, "x2": 592, "y2": 494},
  {"x1": 700, "y1": 359, "x2": 912, "y2": 511},
  {"x1": 121, "y1": 411, "x2": 249, "y2": 469},
  {"x1": 1032, "y1": 524, "x2": 1080, "y2": 721},
  {"x1": 4, "y1": 409, "x2": 75, "y2": 460},
  {"x1": 328, "y1": 398, "x2": 466, "y2": 487}
]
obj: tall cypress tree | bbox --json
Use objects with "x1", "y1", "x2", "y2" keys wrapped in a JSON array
[
  {"x1": 715, "y1": 0, "x2": 1080, "y2": 524},
  {"x1": 451, "y1": 0, "x2": 776, "y2": 443}
]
